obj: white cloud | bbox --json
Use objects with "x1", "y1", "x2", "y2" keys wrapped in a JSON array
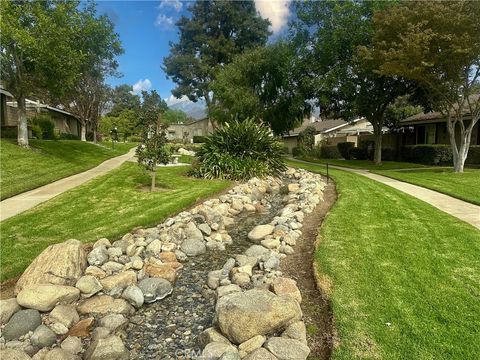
[
  {"x1": 165, "y1": 95, "x2": 190, "y2": 106},
  {"x1": 131, "y1": 79, "x2": 152, "y2": 95},
  {"x1": 158, "y1": 0, "x2": 182, "y2": 12},
  {"x1": 255, "y1": 0, "x2": 291, "y2": 34},
  {"x1": 155, "y1": 13, "x2": 175, "y2": 28}
]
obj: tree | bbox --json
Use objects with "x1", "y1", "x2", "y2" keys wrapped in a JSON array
[
  {"x1": 163, "y1": 0, "x2": 270, "y2": 114},
  {"x1": 210, "y1": 42, "x2": 310, "y2": 135},
  {"x1": 162, "y1": 109, "x2": 189, "y2": 126},
  {"x1": 58, "y1": 3, "x2": 123, "y2": 141},
  {"x1": 100, "y1": 109, "x2": 138, "y2": 141},
  {"x1": 136, "y1": 90, "x2": 170, "y2": 191},
  {"x1": 0, "y1": 0, "x2": 85, "y2": 147},
  {"x1": 364, "y1": 0, "x2": 480, "y2": 172},
  {"x1": 107, "y1": 84, "x2": 141, "y2": 117},
  {"x1": 291, "y1": 0, "x2": 409, "y2": 164},
  {"x1": 384, "y1": 96, "x2": 423, "y2": 132}
]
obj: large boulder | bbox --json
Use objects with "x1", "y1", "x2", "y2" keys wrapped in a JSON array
[
  {"x1": 270, "y1": 277, "x2": 302, "y2": 304},
  {"x1": 84, "y1": 335, "x2": 129, "y2": 360},
  {"x1": 216, "y1": 289, "x2": 302, "y2": 344},
  {"x1": 264, "y1": 337, "x2": 310, "y2": 360},
  {"x1": 247, "y1": 225, "x2": 274, "y2": 241},
  {"x1": 0, "y1": 298, "x2": 21, "y2": 325},
  {"x1": 15, "y1": 239, "x2": 87, "y2": 294},
  {"x1": 3, "y1": 309, "x2": 42, "y2": 341},
  {"x1": 17, "y1": 284, "x2": 80, "y2": 312},
  {"x1": 180, "y1": 237, "x2": 206, "y2": 257},
  {"x1": 0, "y1": 349, "x2": 32, "y2": 360}
]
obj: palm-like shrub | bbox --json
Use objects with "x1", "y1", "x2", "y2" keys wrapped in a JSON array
[{"x1": 191, "y1": 118, "x2": 286, "y2": 180}]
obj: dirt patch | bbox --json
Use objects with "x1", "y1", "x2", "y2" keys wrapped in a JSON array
[{"x1": 280, "y1": 178, "x2": 338, "y2": 360}]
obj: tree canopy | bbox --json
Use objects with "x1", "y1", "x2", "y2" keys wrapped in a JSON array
[
  {"x1": 163, "y1": 0, "x2": 271, "y2": 111},
  {"x1": 107, "y1": 84, "x2": 141, "y2": 117}
]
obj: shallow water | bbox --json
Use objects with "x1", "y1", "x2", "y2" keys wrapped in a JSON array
[{"x1": 125, "y1": 191, "x2": 285, "y2": 359}]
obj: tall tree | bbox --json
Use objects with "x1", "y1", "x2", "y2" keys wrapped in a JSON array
[
  {"x1": 210, "y1": 42, "x2": 310, "y2": 135},
  {"x1": 364, "y1": 0, "x2": 480, "y2": 172},
  {"x1": 0, "y1": 0, "x2": 85, "y2": 147},
  {"x1": 291, "y1": 0, "x2": 409, "y2": 164},
  {"x1": 163, "y1": 0, "x2": 270, "y2": 114},
  {"x1": 162, "y1": 109, "x2": 189, "y2": 126},
  {"x1": 107, "y1": 84, "x2": 141, "y2": 117}
]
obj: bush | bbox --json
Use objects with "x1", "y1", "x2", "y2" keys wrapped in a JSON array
[
  {"x1": 1, "y1": 127, "x2": 17, "y2": 139},
  {"x1": 337, "y1": 142, "x2": 355, "y2": 159},
  {"x1": 190, "y1": 118, "x2": 286, "y2": 180},
  {"x1": 58, "y1": 133, "x2": 80, "y2": 140},
  {"x1": 401, "y1": 145, "x2": 452, "y2": 165},
  {"x1": 192, "y1": 135, "x2": 206, "y2": 143},
  {"x1": 128, "y1": 135, "x2": 142, "y2": 143},
  {"x1": 320, "y1": 145, "x2": 341, "y2": 159},
  {"x1": 349, "y1": 147, "x2": 367, "y2": 160},
  {"x1": 466, "y1": 145, "x2": 480, "y2": 164},
  {"x1": 29, "y1": 115, "x2": 56, "y2": 140},
  {"x1": 292, "y1": 147, "x2": 305, "y2": 157},
  {"x1": 298, "y1": 126, "x2": 316, "y2": 152},
  {"x1": 381, "y1": 148, "x2": 396, "y2": 161}
]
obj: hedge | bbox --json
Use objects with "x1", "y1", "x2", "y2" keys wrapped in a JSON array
[
  {"x1": 320, "y1": 145, "x2": 341, "y2": 159},
  {"x1": 337, "y1": 142, "x2": 355, "y2": 159},
  {"x1": 192, "y1": 135, "x2": 206, "y2": 143},
  {"x1": 401, "y1": 145, "x2": 480, "y2": 165}
]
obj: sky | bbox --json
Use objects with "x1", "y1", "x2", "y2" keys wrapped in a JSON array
[{"x1": 95, "y1": 0, "x2": 293, "y2": 104}]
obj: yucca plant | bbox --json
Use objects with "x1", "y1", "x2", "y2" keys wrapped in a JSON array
[{"x1": 190, "y1": 118, "x2": 286, "y2": 180}]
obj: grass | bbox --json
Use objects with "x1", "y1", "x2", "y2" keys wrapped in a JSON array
[
  {"x1": 0, "y1": 139, "x2": 137, "y2": 200},
  {"x1": 288, "y1": 159, "x2": 480, "y2": 360},
  {"x1": 0, "y1": 163, "x2": 229, "y2": 281},
  {"x1": 179, "y1": 154, "x2": 195, "y2": 164},
  {"x1": 374, "y1": 168, "x2": 480, "y2": 205},
  {"x1": 296, "y1": 156, "x2": 426, "y2": 171}
]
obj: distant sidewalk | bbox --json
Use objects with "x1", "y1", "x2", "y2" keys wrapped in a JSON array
[
  {"x1": 293, "y1": 159, "x2": 480, "y2": 230},
  {"x1": 0, "y1": 147, "x2": 137, "y2": 221}
]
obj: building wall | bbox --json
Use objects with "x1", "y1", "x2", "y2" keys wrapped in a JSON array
[
  {"x1": 166, "y1": 118, "x2": 213, "y2": 142},
  {"x1": 282, "y1": 137, "x2": 298, "y2": 153}
]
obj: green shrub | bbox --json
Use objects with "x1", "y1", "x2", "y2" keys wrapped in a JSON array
[
  {"x1": 191, "y1": 118, "x2": 286, "y2": 180},
  {"x1": 29, "y1": 115, "x2": 56, "y2": 140},
  {"x1": 128, "y1": 135, "x2": 142, "y2": 143},
  {"x1": 292, "y1": 147, "x2": 305, "y2": 157},
  {"x1": 382, "y1": 148, "x2": 397, "y2": 161},
  {"x1": 58, "y1": 133, "x2": 80, "y2": 140},
  {"x1": 401, "y1": 145, "x2": 452, "y2": 165},
  {"x1": 0, "y1": 127, "x2": 17, "y2": 139},
  {"x1": 349, "y1": 147, "x2": 367, "y2": 160},
  {"x1": 466, "y1": 145, "x2": 480, "y2": 164},
  {"x1": 337, "y1": 142, "x2": 355, "y2": 159},
  {"x1": 298, "y1": 126, "x2": 316, "y2": 152},
  {"x1": 321, "y1": 145, "x2": 342, "y2": 159},
  {"x1": 192, "y1": 135, "x2": 206, "y2": 143}
]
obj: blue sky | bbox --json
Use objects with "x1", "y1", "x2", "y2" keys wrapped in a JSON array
[{"x1": 95, "y1": 0, "x2": 293, "y2": 103}]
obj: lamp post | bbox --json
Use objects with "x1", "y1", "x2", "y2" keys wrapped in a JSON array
[{"x1": 110, "y1": 127, "x2": 118, "y2": 150}]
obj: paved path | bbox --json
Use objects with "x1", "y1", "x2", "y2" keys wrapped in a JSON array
[
  {"x1": 0, "y1": 147, "x2": 137, "y2": 221},
  {"x1": 292, "y1": 159, "x2": 480, "y2": 230}
]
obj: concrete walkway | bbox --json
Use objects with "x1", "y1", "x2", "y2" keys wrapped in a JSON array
[
  {"x1": 0, "y1": 147, "x2": 137, "y2": 221},
  {"x1": 293, "y1": 159, "x2": 480, "y2": 230}
]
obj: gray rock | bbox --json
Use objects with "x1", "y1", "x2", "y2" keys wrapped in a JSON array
[
  {"x1": 137, "y1": 278, "x2": 173, "y2": 303},
  {"x1": 198, "y1": 223, "x2": 212, "y2": 236},
  {"x1": 0, "y1": 298, "x2": 21, "y2": 325},
  {"x1": 145, "y1": 239, "x2": 162, "y2": 256},
  {"x1": 180, "y1": 237, "x2": 206, "y2": 257},
  {"x1": 17, "y1": 284, "x2": 80, "y2": 312},
  {"x1": 3, "y1": 309, "x2": 42, "y2": 341},
  {"x1": 93, "y1": 238, "x2": 111, "y2": 248},
  {"x1": 92, "y1": 327, "x2": 111, "y2": 341},
  {"x1": 44, "y1": 348, "x2": 80, "y2": 360},
  {"x1": 263, "y1": 255, "x2": 280, "y2": 270},
  {"x1": 84, "y1": 335, "x2": 129, "y2": 360},
  {"x1": 264, "y1": 337, "x2": 310, "y2": 360},
  {"x1": 222, "y1": 258, "x2": 236, "y2": 272},
  {"x1": 185, "y1": 221, "x2": 204, "y2": 240},
  {"x1": 216, "y1": 284, "x2": 241, "y2": 298},
  {"x1": 98, "y1": 314, "x2": 128, "y2": 332},
  {"x1": 49, "y1": 304, "x2": 79, "y2": 328},
  {"x1": 0, "y1": 349, "x2": 32, "y2": 360},
  {"x1": 101, "y1": 261, "x2": 124, "y2": 273},
  {"x1": 270, "y1": 277, "x2": 302, "y2": 304},
  {"x1": 32, "y1": 349, "x2": 49, "y2": 360},
  {"x1": 238, "y1": 335, "x2": 265, "y2": 354},
  {"x1": 235, "y1": 255, "x2": 257, "y2": 268},
  {"x1": 50, "y1": 322, "x2": 69, "y2": 335},
  {"x1": 61, "y1": 336, "x2": 83, "y2": 354},
  {"x1": 244, "y1": 245, "x2": 269, "y2": 258},
  {"x1": 219, "y1": 352, "x2": 241, "y2": 360},
  {"x1": 247, "y1": 225, "x2": 274, "y2": 241},
  {"x1": 174, "y1": 250, "x2": 187, "y2": 262},
  {"x1": 31, "y1": 325, "x2": 57, "y2": 348},
  {"x1": 107, "y1": 247, "x2": 122, "y2": 258},
  {"x1": 243, "y1": 348, "x2": 278, "y2": 360},
  {"x1": 201, "y1": 342, "x2": 238, "y2": 359},
  {"x1": 77, "y1": 295, "x2": 134, "y2": 316},
  {"x1": 281, "y1": 321, "x2": 307, "y2": 344},
  {"x1": 76, "y1": 275, "x2": 103, "y2": 297},
  {"x1": 87, "y1": 246, "x2": 109, "y2": 266},
  {"x1": 216, "y1": 289, "x2": 302, "y2": 344},
  {"x1": 121, "y1": 285, "x2": 144, "y2": 308},
  {"x1": 197, "y1": 327, "x2": 232, "y2": 348}
]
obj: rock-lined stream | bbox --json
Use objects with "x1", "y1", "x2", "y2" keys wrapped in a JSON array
[{"x1": 125, "y1": 191, "x2": 286, "y2": 359}]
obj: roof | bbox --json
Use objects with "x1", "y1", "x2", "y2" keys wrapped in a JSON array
[
  {"x1": 285, "y1": 118, "x2": 364, "y2": 137},
  {"x1": 5, "y1": 98, "x2": 78, "y2": 119},
  {"x1": 0, "y1": 88, "x2": 14, "y2": 98}
]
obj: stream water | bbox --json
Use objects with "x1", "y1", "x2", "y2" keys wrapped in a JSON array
[{"x1": 125, "y1": 190, "x2": 286, "y2": 359}]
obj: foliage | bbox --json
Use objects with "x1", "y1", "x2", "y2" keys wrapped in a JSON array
[
  {"x1": 292, "y1": 147, "x2": 306, "y2": 158},
  {"x1": 366, "y1": 0, "x2": 480, "y2": 172},
  {"x1": 162, "y1": 109, "x2": 189, "y2": 126},
  {"x1": 466, "y1": 146, "x2": 480, "y2": 165},
  {"x1": 192, "y1": 135, "x2": 206, "y2": 144},
  {"x1": 337, "y1": 142, "x2": 355, "y2": 160},
  {"x1": 384, "y1": 96, "x2": 423, "y2": 131},
  {"x1": 320, "y1": 145, "x2": 342, "y2": 159},
  {"x1": 163, "y1": 0, "x2": 270, "y2": 111},
  {"x1": 210, "y1": 42, "x2": 310, "y2": 134},
  {"x1": 291, "y1": 0, "x2": 409, "y2": 164},
  {"x1": 0, "y1": 127, "x2": 17, "y2": 139},
  {"x1": 297, "y1": 126, "x2": 316, "y2": 153},
  {"x1": 107, "y1": 84, "x2": 141, "y2": 117},
  {"x1": 101, "y1": 109, "x2": 139, "y2": 140},
  {"x1": 138, "y1": 90, "x2": 168, "y2": 130},
  {"x1": 191, "y1": 118, "x2": 286, "y2": 180},
  {"x1": 58, "y1": 133, "x2": 81, "y2": 140},
  {"x1": 401, "y1": 145, "x2": 455, "y2": 165},
  {"x1": 29, "y1": 115, "x2": 56, "y2": 140},
  {"x1": 136, "y1": 132, "x2": 171, "y2": 172},
  {"x1": 349, "y1": 147, "x2": 368, "y2": 160}
]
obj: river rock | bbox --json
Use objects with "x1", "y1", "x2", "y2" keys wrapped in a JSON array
[
  {"x1": 76, "y1": 275, "x2": 103, "y2": 297},
  {"x1": 180, "y1": 237, "x2": 206, "y2": 257},
  {"x1": 158, "y1": 251, "x2": 177, "y2": 263},
  {"x1": 84, "y1": 335, "x2": 129, "y2": 360},
  {"x1": 87, "y1": 245, "x2": 109, "y2": 267},
  {"x1": 271, "y1": 277, "x2": 302, "y2": 304},
  {"x1": 264, "y1": 337, "x2": 310, "y2": 360},
  {"x1": 94, "y1": 238, "x2": 111, "y2": 248},
  {"x1": 202, "y1": 342, "x2": 238, "y2": 359},
  {"x1": 49, "y1": 304, "x2": 79, "y2": 328},
  {"x1": 243, "y1": 348, "x2": 278, "y2": 360},
  {"x1": 84, "y1": 266, "x2": 107, "y2": 279},
  {"x1": 216, "y1": 284, "x2": 241, "y2": 298},
  {"x1": 100, "y1": 271, "x2": 137, "y2": 294},
  {"x1": 282, "y1": 321, "x2": 307, "y2": 344},
  {"x1": 138, "y1": 278, "x2": 173, "y2": 303},
  {"x1": 67, "y1": 317, "x2": 95, "y2": 337},
  {"x1": 216, "y1": 289, "x2": 302, "y2": 344},
  {"x1": 219, "y1": 352, "x2": 241, "y2": 360},
  {"x1": 44, "y1": 348, "x2": 80, "y2": 360},
  {"x1": 101, "y1": 261, "x2": 124, "y2": 273},
  {"x1": 144, "y1": 263, "x2": 176, "y2": 283},
  {"x1": 92, "y1": 327, "x2": 111, "y2": 341},
  {"x1": 198, "y1": 223, "x2": 212, "y2": 236},
  {"x1": 77, "y1": 295, "x2": 134, "y2": 316},
  {"x1": 61, "y1": 336, "x2": 83, "y2": 354},
  {"x1": 15, "y1": 239, "x2": 87, "y2": 294},
  {"x1": 31, "y1": 325, "x2": 57, "y2": 348},
  {"x1": 244, "y1": 245, "x2": 269, "y2": 258},
  {"x1": 197, "y1": 327, "x2": 232, "y2": 348},
  {"x1": 238, "y1": 335, "x2": 265, "y2": 354},
  {"x1": 3, "y1": 309, "x2": 42, "y2": 341},
  {"x1": 122, "y1": 285, "x2": 144, "y2": 308},
  {"x1": 50, "y1": 322, "x2": 69, "y2": 335},
  {"x1": 0, "y1": 349, "x2": 32, "y2": 360},
  {"x1": 248, "y1": 225, "x2": 274, "y2": 241},
  {"x1": 145, "y1": 239, "x2": 162, "y2": 255},
  {"x1": 0, "y1": 298, "x2": 21, "y2": 325},
  {"x1": 98, "y1": 314, "x2": 128, "y2": 332},
  {"x1": 17, "y1": 284, "x2": 80, "y2": 311}
]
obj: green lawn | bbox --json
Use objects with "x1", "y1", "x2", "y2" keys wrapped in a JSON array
[
  {"x1": 0, "y1": 139, "x2": 137, "y2": 200},
  {"x1": 0, "y1": 163, "x2": 229, "y2": 281},
  {"x1": 295, "y1": 156, "x2": 427, "y2": 171},
  {"x1": 288, "y1": 159, "x2": 480, "y2": 360},
  {"x1": 374, "y1": 168, "x2": 480, "y2": 205}
]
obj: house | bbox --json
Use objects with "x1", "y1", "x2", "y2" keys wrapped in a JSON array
[
  {"x1": 1, "y1": 87, "x2": 81, "y2": 137},
  {"x1": 166, "y1": 117, "x2": 214, "y2": 143},
  {"x1": 282, "y1": 117, "x2": 373, "y2": 153}
]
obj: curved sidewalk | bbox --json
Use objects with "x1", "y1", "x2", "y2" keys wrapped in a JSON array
[
  {"x1": 294, "y1": 159, "x2": 480, "y2": 230},
  {"x1": 0, "y1": 147, "x2": 137, "y2": 221}
]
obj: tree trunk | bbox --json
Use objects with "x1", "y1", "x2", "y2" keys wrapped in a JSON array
[
  {"x1": 446, "y1": 116, "x2": 472, "y2": 173},
  {"x1": 151, "y1": 171, "x2": 156, "y2": 192},
  {"x1": 93, "y1": 126, "x2": 97, "y2": 144},
  {"x1": 17, "y1": 96, "x2": 29, "y2": 147},
  {"x1": 373, "y1": 129, "x2": 383, "y2": 165},
  {"x1": 80, "y1": 122, "x2": 86, "y2": 141}
]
